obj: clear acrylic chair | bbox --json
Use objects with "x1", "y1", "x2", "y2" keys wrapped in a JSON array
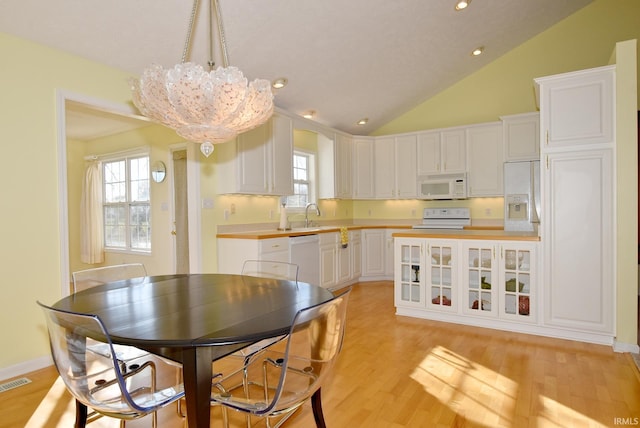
[
  {"x1": 71, "y1": 263, "x2": 147, "y2": 293},
  {"x1": 211, "y1": 288, "x2": 351, "y2": 428},
  {"x1": 37, "y1": 301, "x2": 184, "y2": 428},
  {"x1": 237, "y1": 260, "x2": 300, "y2": 357},
  {"x1": 71, "y1": 264, "x2": 150, "y2": 363},
  {"x1": 241, "y1": 260, "x2": 299, "y2": 282}
]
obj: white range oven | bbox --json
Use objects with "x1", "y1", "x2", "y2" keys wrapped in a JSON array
[{"x1": 412, "y1": 207, "x2": 471, "y2": 229}]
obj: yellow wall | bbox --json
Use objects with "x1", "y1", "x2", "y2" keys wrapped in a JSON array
[
  {"x1": 613, "y1": 40, "x2": 638, "y2": 347},
  {"x1": 0, "y1": 32, "x2": 139, "y2": 371}
]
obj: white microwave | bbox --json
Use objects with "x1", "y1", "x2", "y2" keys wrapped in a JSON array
[{"x1": 418, "y1": 173, "x2": 467, "y2": 200}]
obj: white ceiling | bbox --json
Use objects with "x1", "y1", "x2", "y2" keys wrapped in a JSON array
[{"x1": 0, "y1": 0, "x2": 593, "y2": 139}]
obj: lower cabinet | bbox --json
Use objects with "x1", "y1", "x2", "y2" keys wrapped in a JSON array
[
  {"x1": 217, "y1": 237, "x2": 290, "y2": 274},
  {"x1": 319, "y1": 233, "x2": 337, "y2": 288},
  {"x1": 426, "y1": 240, "x2": 458, "y2": 312},
  {"x1": 395, "y1": 237, "x2": 540, "y2": 335},
  {"x1": 319, "y1": 231, "x2": 362, "y2": 289},
  {"x1": 362, "y1": 229, "x2": 386, "y2": 277}
]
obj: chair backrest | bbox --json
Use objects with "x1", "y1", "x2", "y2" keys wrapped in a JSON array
[
  {"x1": 37, "y1": 301, "x2": 184, "y2": 418},
  {"x1": 72, "y1": 263, "x2": 147, "y2": 293},
  {"x1": 221, "y1": 287, "x2": 351, "y2": 416},
  {"x1": 241, "y1": 260, "x2": 299, "y2": 282}
]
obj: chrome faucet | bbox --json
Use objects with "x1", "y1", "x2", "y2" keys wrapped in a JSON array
[{"x1": 304, "y1": 203, "x2": 321, "y2": 227}]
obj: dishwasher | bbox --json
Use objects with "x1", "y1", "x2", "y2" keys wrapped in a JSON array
[{"x1": 289, "y1": 234, "x2": 320, "y2": 286}]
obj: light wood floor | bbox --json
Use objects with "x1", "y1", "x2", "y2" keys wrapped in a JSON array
[{"x1": 2, "y1": 281, "x2": 639, "y2": 428}]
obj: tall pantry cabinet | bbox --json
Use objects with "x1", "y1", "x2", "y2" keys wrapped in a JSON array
[{"x1": 535, "y1": 65, "x2": 615, "y2": 337}]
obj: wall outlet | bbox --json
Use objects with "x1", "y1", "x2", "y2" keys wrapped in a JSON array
[
  {"x1": 230, "y1": 203, "x2": 236, "y2": 214},
  {"x1": 368, "y1": 209, "x2": 372, "y2": 217},
  {"x1": 485, "y1": 208, "x2": 492, "y2": 216},
  {"x1": 223, "y1": 209, "x2": 229, "y2": 221},
  {"x1": 411, "y1": 208, "x2": 416, "y2": 217},
  {"x1": 202, "y1": 198, "x2": 214, "y2": 209}
]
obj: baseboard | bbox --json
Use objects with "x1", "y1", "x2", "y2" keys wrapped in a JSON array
[
  {"x1": 0, "y1": 356, "x2": 52, "y2": 382},
  {"x1": 613, "y1": 340, "x2": 640, "y2": 354}
]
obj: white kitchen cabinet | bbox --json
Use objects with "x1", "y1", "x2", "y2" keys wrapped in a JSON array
[
  {"x1": 350, "y1": 230, "x2": 362, "y2": 280},
  {"x1": 498, "y1": 242, "x2": 536, "y2": 322},
  {"x1": 395, "y1": 238, "x2": 425, "y2": 307},
  {"x1": 335, "y1": 134, "x2": 353, "y2": 199},
  {"x1": 461, "y1": 241, "x2": 497, "y2": 317},
  {"x1": 217, "y1": 236, "x2": 290, "y2": 274},
  {"x1": 353, "y1": 138, "x2": 375, "y2": 199},
  {"x1": 466, "y1": 122, "x2": 503, "y2": 197},
  {"x1": 319, "y1": 233, "x2": 337, "y2": 288},
  {"x1": 337, "y1": 239, "x2": 351, "y2": 284},
  {"x1": 426, "y1": 240, "x2": 458, "y2": 312},
  {"x1": 374, "y1": 137, "x2": 395, "y2": 199},
  {"x1": 385, "y1": 229, "x2": 403, "y2": 277},
  {"x1": 217, "y1": 113, "x2": 293, "y2": 195},
  {"x1": 501, "y1": 112, "x2": 540, "y2": 161},
  {"x1": 536, "y1": 65, "x2": 615, "y2": 337},
  {"x1": 362, "y1": 229, "x2": 386, "y2": 277},
  {"x1": 542, "y1": 149, "x2": 614, "y2": 334},
  {"x1": 417, "y1": 128, "x2": 466, "y2": 175},
  {"x1": 395, "y1": 135, "x2": 418, "y2": 198},
  {"x1": 536, "y1": 66, "x2": 614, "y2": 149},
  {"x1": 374, "y1": 136, "x2": 417, "y2": 199}
]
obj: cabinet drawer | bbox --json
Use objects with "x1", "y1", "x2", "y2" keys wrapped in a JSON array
[{"x1": 259, "y1": 237, "x2": 289, "y2": 254}]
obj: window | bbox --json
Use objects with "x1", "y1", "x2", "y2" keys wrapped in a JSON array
[
  {"x1": 103, "y1": 155, "x2": 151, "y2": 252},
  {"x1": 287, "y1": 151, "x2": 316, "y2": 208}
]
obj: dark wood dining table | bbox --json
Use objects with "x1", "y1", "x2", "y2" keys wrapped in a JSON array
[{"x1": 52, "y1": 273, "x2": 335, "y2": 428}]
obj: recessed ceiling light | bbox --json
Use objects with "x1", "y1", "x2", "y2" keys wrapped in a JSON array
[
  {"x1": 471, "y1": 46, "x2": 484, "y2": 56},
  {"x1": 272, "y1": 78, "x2": 288, "y2": 89},
  {"x1": 302, "y1": 110, "x2": 315, "y2": 119},
  {"x1": 357, "y1": 118, "x2": 368, "y2": 125},
  {"x1": 455, "y1": 0, "x2": 471, "y2": 11}
]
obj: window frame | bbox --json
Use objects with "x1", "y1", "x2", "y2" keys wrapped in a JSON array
[
  {"x1": 286, "y1": 149, "x2": 317, "y2": 212},
  {"x1": 102, "y1": 151, "x2": 151, "y2": 254}
]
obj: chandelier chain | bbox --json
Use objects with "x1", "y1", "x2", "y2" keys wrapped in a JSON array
[
  {"x1": 213, "y1": 0, "x2": 230, "y2": 68},
  {"x1": 181, "y1": 0, "x2": 199, "y2": 64}
]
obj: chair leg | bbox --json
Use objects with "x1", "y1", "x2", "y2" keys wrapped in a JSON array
[
  {"x1": 75, "y1": 400, "x2": 88, "y2": 428},
  {"x1": 311, "y1": 389, "x2": 326, "y2": 428}
]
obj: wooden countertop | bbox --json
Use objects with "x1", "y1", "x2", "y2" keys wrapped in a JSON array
[
  {"x1": 216, "y1": 224, "x2": 409, "y2": 239},
  {"x1": 216, "y1": 224, "x2": 540, "y2": 241},
  {"x1": 393, "y1": 228, "x2": 540, "y2": 241}
]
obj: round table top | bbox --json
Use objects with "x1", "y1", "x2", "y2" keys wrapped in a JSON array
[{"x1": 53, "y1": 273, "x2": 334, "y2": 349}]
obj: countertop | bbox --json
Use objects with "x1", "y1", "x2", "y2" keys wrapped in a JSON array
[{"x1": 216, "y1": 224, "x2": 540, "y2": 241}]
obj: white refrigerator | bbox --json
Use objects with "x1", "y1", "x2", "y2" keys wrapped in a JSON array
[{"x1": 503, "y1": 160, "x2": 540, "y2": 232}]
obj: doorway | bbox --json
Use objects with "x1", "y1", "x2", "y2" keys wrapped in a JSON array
[{"x1": 57, "y1": 91, "x2": 202, "y2": 293}]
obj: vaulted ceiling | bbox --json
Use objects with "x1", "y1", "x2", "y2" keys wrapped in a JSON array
[{"x1": 0, "y1": 0, "x2": 593, "y2": 137}]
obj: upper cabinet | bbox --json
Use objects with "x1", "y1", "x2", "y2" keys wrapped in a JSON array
[
  {"x1": 318, "y1": 132, "x2": 353, "y2": 199},
  {"x1": 417, "y1": 129, "x2": 466, "y2": 175},
  {"x1": 373, "y1": 135, "x2": 417, "y2": 199},
  {"x1": 501, "y1": 112, "x2": 540, "y2": 161},
  {"x1": 374, "y1": 137, "x2": 396, "y2": 199},
  {"x1": 536, "y1": 66, "x2": 614, "y2": 149},
  {"x1": 395, "y1": 135, "x2": 418, "y2": 198},
  {"x1": 217, "y1": 113, "x2": 293, "y2": 195},
  {"x1": 335, "y1": 134, "x2": 353, "y2": 199},
  {"x1": 353, "y1": 137, "x2": 375, "y2": 199},
  {"x1": 466, "y1": 122, "x2": 503, "y2": 197}
]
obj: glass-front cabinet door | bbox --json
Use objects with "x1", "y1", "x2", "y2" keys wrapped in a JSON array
[
  {"x1": 395, "y1": 238, "x2": 425, "y2": 307},
  {"x1": 499, "y1": 242, "x2": 536, "y2": 322},
  {"x1": 462, "y1": 241, "x2": 498, "y2": 316},
  {"x1": 426, "y1": 240, "x2": 457, "y2": 311}
]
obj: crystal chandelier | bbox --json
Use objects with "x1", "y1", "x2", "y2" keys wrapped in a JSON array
[{"x1": 130, "y1": 0, "x2": 274, "y2": 157}]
